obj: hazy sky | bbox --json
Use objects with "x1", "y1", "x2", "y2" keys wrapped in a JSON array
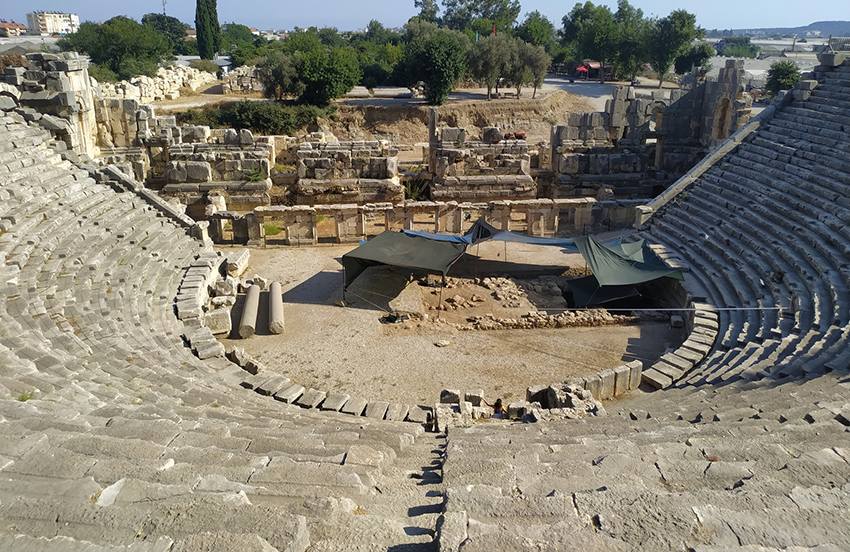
[{"x1": 7, "y1": 1, "x2": 849, "y2": 32}]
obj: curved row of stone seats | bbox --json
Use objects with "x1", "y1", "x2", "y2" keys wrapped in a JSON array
[
  {"x1": 438, "y1": 371, "x2": 850, "y2": 551},
  {"x1": 0, "y1": 114, "x2": 445, "y2": 551},
  {"x1": 641, "y1": 59, "x2": 850, "y2": 386}
]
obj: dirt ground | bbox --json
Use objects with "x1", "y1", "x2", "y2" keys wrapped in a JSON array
[{"x1": 218, "y1": 241, "x2": 684, "y2": 405}]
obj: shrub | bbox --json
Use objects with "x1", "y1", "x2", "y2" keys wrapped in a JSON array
[
  {"x1": 264, "y1": 223, "x2": 282, "y2": 236},
  {"x1": 177, "y1": 101, "x2": 335, "y2": 136},
  {"x1": 766, "y1": 60, "x2": 801, "y2": 95},
  {"x1": 88, "y1": 63, "x2": 119, "y2": 83},
  {"x1": 189, "y1": 59, "x2": 220, "y2": 74}
]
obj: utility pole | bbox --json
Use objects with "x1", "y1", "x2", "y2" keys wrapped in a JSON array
[{"x1": 162, "y1": 0, "x2": 167, "y2": 15}]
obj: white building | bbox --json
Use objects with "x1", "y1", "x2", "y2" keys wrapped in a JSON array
[{"x1": 26, "y1": 11, "x2": 80, "y2": 36}]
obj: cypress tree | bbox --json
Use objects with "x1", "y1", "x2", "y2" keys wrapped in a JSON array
[{"x1": 195, "y1": 0, "x2": 220, "y2": 60}]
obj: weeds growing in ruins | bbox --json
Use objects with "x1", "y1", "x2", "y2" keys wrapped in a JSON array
[
  {"x1": 17, "y1": 390, "x2": 35, "y2": 402},
  {"x1": 264, "y1": 223, "x2": 283, "y2": 236}
]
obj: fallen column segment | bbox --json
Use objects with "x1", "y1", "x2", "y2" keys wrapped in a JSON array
[
  {"x1": 239, "y1": 284, "x2": 261, "y2": 338},
  {"x1": 269, "y1": 281, "x2": 285, "y2": 334}
]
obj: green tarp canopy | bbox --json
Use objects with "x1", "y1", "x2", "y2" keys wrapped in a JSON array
[
  {"x1": 573, "y1": 235, "x2": 683, "y2": 287},
  {"x1": 342, "y1": 231, "x2": 468, "y2": 289},
  {"x1": 569, "y1": 275, "x2": 642, "y2": 307}
]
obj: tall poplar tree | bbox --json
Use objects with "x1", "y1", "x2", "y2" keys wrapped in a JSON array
[{"x1": 195, "y1": 0, "x2": 221, "y2": 60}]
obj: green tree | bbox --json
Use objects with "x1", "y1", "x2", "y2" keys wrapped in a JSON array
[
  {"x1": 469, "y1": 33, "x2": 514, "y2": 99},
  {"x1": 142, "y1": 13, "x2": 189, "y2": 55},
  {"x1": 646, "y1": 9, "x2": 699, "y2": 87},
  {"x1": 58, "y1": 17, "x2": 172, "y2": 80},
  {"x1": 613, "y1": 0, "x2": 649, "y2": 81},
  {"x1": 521, "y1": 41, "x2": 551, "y2": 98},
  {"x1": 406, "y1": 29, "x2": 469, "y2": 105},
  {"x1": 674, "y1": 41, "x2": 715, "y2": 74},
  {"x1": 403, "y1": 17, "x2": 439, "y2": 43},
  {"x1": 516, "y1": 11, "x2": 557, "y2": 55},
  {"x1": 562, "y1": 2, "x2": 617, "y2": 83},
  {"x1": 195, "y1": 0, "x2": 221, "y2": 60},
  {"x1": 299, "y1": 47, "x2": 361, "y2": 106},
  {"x1": 256, "y1": 51, "x2": 305, "y2": 100},
  {"x1": 316, "y1": 27, "x2": 347, "y2": 48},
  {"x1": 414, "y1": 0, "x2": 440, "y2": 23},
  {"x1": 765, "y1": 60, "x2": 800, "y2": 95},
  {"x1": 283, "y1": 30, "x2": 324, "y2": 55},
  {"x1": 441, "y1": 0, "x2": 521, "y2": 32}
]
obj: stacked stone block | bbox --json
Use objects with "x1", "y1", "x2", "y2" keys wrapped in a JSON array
[
  {"x1": 295, "y1": 140, "x2": 403, "y2": 204},
  {"x1": 430, "y1": 127, "x2": 535, "y2": 201},
  {"x1": 97, "y1": 65, "x2": 217, "y2": 103},
  {"x1": 4, "y1": 52, "x2": 98, "y2": 159}
]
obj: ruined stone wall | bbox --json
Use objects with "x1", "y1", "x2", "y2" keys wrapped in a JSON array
[
  {"x1": 207, "y1": 197, "x2": 636, "y2": 246},
  {"x1": 428, "y1": 125, "x2": 536, "y2": 201},
  {"x1": 98, "y1": 65, "x2": 218, "y2": 103},
  {"x1": 3, "y1": 52, "x2": 98, "y2": 160},
  {"x1": 294, "y1": 139, "x2": 403, "y2": 204},
  {"x1": 222, "y1": 65, "x2": 262, "y2": 94}
]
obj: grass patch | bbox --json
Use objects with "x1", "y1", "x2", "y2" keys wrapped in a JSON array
[
  {"x1": 265, "y1": 223, "x2": 283, "y2": 236},
  {"x1": 17, "y1": 390, "x2": 35, "y2": 401}
]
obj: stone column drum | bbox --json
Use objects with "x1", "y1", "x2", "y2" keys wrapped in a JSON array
[
  {"x1": 239, "y1": 284, "x2": 261, "y2": 338},
  {"x1": 269, "y1": 281, "x2": 285, "y2": 334}
]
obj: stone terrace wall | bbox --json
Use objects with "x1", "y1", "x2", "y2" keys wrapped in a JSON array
[
  {"x1": 294, "y1": 139, "x2": 403, "y2": 204},
  {"x1": 211, "y1": 196, "x2": 638, "y2": 245},
  {"x1": 429, "y1": 125, "x2": 536, "y2": 201},
  {"x1": 98, "y1": 65, "x2": 218, "y2": 103}
]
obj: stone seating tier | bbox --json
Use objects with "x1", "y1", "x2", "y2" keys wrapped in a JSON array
[
  {"x1": 639, "y1": 60, "x2": 850, "y2": 388},
  {"x1": 0, "y1": 112, "x2": 450, "y2": 551},
  {"x1": 1, "y1": 62, "x2": 850, "y2": 551}
]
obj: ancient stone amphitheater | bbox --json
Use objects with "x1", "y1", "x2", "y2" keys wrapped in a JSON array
[{"x1": 1, "y1": 57, "x2": 849, "y2": 551}]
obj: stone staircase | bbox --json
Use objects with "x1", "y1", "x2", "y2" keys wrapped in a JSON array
[
  {"x1": 433, "y1": 59, "x2": 850, "y2": 552},
  {"x1": 0, "y1": 112, "x2": 444, "y2": 552}
]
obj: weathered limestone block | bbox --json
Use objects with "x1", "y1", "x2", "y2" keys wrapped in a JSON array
[
  {"x1": 204, "y1": 308, "x2": 232, "y2": 336},
  {"x1": 482, "y1": 127, "x2": 502, "y2": 143},
  {"x1": 440, "y1": 389, "x2": 461, "y2": 403},
  {"x1": 226, "y1": 249, "x2": 250, "y2": 278},
  {"x1": 598, "y1": 368, "x2": 616, "y2": 400},
  {"x1": 185, "y1": 161, "x2": 212, "y2": 183}
]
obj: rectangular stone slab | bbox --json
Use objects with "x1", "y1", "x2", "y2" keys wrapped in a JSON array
[
  {"x1": 295, "y1": 388, "x2": 326, "y2": 409},
  {"x1": 642, "y1": 369, "x2": 673, "y2": 389},
  {"x1": 385, "y1": 403, "x2": 410, "y2": 422},
  {"x1": 613, "y1": 364, "x2": 630, "y2": 396},
  {"x1": 598, "y1": 368, "x2": 615, "y2": 400},
  {"x1": 652, "y1": 360, "x2": 684, "y2": 380},
  {"x1": 273, "y1": 384, "x2": 304, "y2": 404},
  {"x1": 406, "y1": 405, "x2": 432, "y2": 424},
  {"x1": 364, "y1": 401, "x2": 389, "y2": 419},
  {"x1": 628, "y1": 360, "x2": 643, "y2": 390},
  {"x1": 341, "y1": 397, "x2": 367, "y2": 416},
  {"x1": 661, "y1": 352, "x2": 694, "y2": 371},
  {"x1": 321, "y1": 393, "x2": 350, "y2": 412},
  {"x1": 256, "y1": 376, "x2": 290, "y2": 397}
]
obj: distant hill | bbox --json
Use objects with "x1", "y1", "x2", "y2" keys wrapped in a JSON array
[{"x1": 707, "y1": 21, "x2": 850, "y2": 38}]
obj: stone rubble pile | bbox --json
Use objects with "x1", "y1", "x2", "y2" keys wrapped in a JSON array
[
  {"x1": 458, "y1": 310, "x2": 635, "y2": 331},
  {"x1": 434, "y1": 385, "x2": 607, "y2": 430},
  {"x1": 98, "y1": 65, "x2": 218, "y2": 103}
]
